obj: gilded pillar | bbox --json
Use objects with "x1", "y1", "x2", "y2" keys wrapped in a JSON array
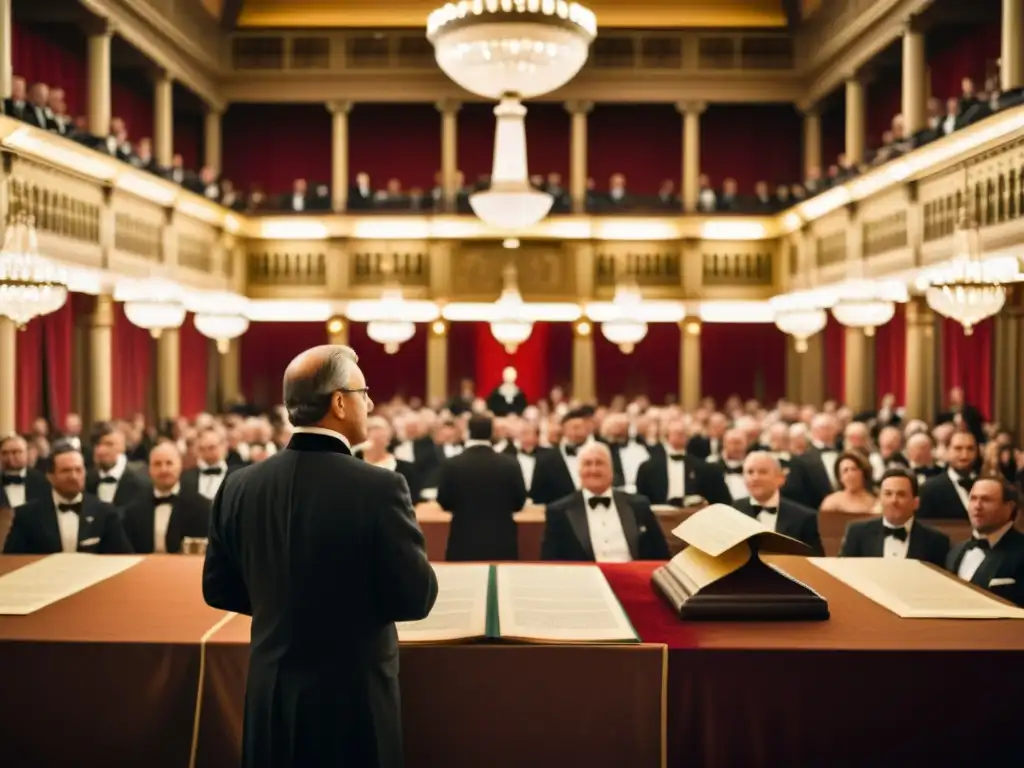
[
  {"x1": 676, "y1": 101, "x2": 706, "y2": 212},
  {"x1": 572, "y1": 320, "x2": 596, "y2": 403},
  {"x1": 156, "y1": 328, "x2": 180, "y2": 422},
  {"x1": 565, "y1": 100, "x2": 592, "y2": 213},
  {"x1": 87, "y1": 21, "x2": 113, "y2": 137},
  {"x1": 679, "y1": 318, "x2": 702, "y2": 411},
  {"x1": 426, "y1": 320, "x2": 448, "y2": 407},
  {"x1": 802, "y1": 105, "x2": 822, "y2": 179},
  {"x1": 902, "y1": 20, "x2": 927, "y2": 135},
  {"x1": 904, "y1": 297, "x2": 937, "y2": 422},
  {"x1": 328, "y1": 101, "x2": 352, "y2": 212},
  {"x1": 218, "y1": 338, "x2": 241, "y2": 409},
  {"x1": 1003, "y1": 0, "x2": 1024, "y2": 92},
  {"x1": 0, "y1": 317, "x2": 15, "y2": 433},
  {"x1": 845, "y1": 76, "x2": 866, "y2": 166},
  {"x1": 204, "y1": 107, "x2": 223, "y2": 176},
  {"x1": 437, "y1": 100, "x2": 460, "y2": 210},
  {"x1": 89, "y1": 295, "x2": 114, "y2": 422},
  {"x1": 0, "y1": 0, "x2": 11, "y2": 99},
  {"x1": 843, "y1": 326, "x2": 873, "y2": 413},
  {"x1": 153, "y1": 71, "x2": 174, "y2": 169}
]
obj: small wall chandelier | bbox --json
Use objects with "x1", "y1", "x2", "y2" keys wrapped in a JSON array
[
  {"x1": 600, "y1": 280, "x2": 647, "y2": 353},
  {"x1": 490, "y1": 263, "x2": 533, "y2": 353},
  {"x1": 0, "y1": 208, "x2": 69, "y2": 327}
]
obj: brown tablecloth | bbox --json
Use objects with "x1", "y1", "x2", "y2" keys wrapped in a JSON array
[{"x1": 0, "y1": 556, "x2": 666, "y2": 768}]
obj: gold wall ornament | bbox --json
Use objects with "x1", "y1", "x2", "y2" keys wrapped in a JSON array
[{"x1": 449, "y1": 241, "x2": 575, "y2": 300}]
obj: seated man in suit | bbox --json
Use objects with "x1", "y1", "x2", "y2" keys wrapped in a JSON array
[
  {"x1": 635, "y1": 418, "x2": 731, "y2": 507},
  {"x1": 358, "y1": 416, "x2": 421, "y2": 502},
  {"x1": 947, "y1": 476, "x2": 1024, "y2": 607},
  {"x1": 122, "y1": 441, "x2": 210, "y2": 554},
  {"x1": 840, "y1": 468, "x2": 949, "y2": 566},
  {"x1": 87, "y1": 422, "x2": 151, "y2": 514},
  {"x1": 181, "y1": 427, "x2": 232, "y2": 502},
  {"x1": 733, "y1": 451, "x2": 824, "y2": 555},
  {"x1": 541, "y1": 442, "x2": 669, "y2": 562},
  {"x1": 529, "y1": 408, "x2": 594, "y2": 505},
  {"x1": 4, "y1": 442, "x2": 132, "y2": 554},
  {"x1": 918, "y1": 429, "x2": 978, "y2": 520},
  {"x1": 1, "y1": 433, "x2": 51, "y2": 507}
]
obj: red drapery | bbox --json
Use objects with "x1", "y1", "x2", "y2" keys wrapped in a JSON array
[
  {"x1": 873, "y1": 304, "x2": 907, "y2": 406},
  {"x1": 111, "y1": 303, "x2": 154, "y2": 419},
  {"x1": 941, "y1": 317, "x2": 993, "y2": 421},
  {"x1": 347, "y1": 322, "x2": 428, "y2": 403},
  {"x1": 10, "y1": 21, "x2": 86, "y2": 115},
  {"x1": 473, "y1": 321, "x2": 550, "y2": 403},
  {"x1": 929, "y1": 23, "x2": 1001, "y2": 99},
  {"x1": 594, "y1": 322, "x2": 680, "y2": 404},
  {"x1": 699, "y1": 105, "x2": 802, "y2": 192},
  {"x1": 587, "y1": 104, "x2": 682, "y2": 193},
  {"x1": 525, "y1": 102, "x2": 570, "y2": 181},
  {"x1": 179, "y1": 315, "x2": 210, "y2": 419},
  {"x1": 16, "y1": 322, "x2": 43, "y2": 432},
  {"x1": 173, "y1": 111, "x2": 203, "y2": 170},
  {"x1": 239, "y1": 322, "x2": 326, "y2": 409},
  {"x1": 349, "y1": 104, "x2": 440, "y2": 191},
  {"x1": 42, "y1": 299, "x2": 74, "y2": 427},
  {"x1": 700, "y1": 323, "x2": 786, "y2": 404},
  {"x1": 457, "y1": 103, "x2": 497, "y2": 182},
  {"x1": 222, "y1": 104, "x2": 332, "y2": 196},
  {"x1": 823, "y1": 315, "x2": 846, "y2": 404},
  {"x1": 111, "y1": 72, "x2": 154, "y2": 143}
]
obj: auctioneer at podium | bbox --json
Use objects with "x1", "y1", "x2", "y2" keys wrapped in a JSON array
[{"x1": 652, "y1": 504, "x2": 829, "y2": 621}]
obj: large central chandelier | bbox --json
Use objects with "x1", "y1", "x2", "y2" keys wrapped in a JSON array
[
  {"x1": 428, "y1": 0, "x2": 597, "y2": 230},
  {"x1": 366, "y1": 285, "x2": 417, "y2": 354},
  {"x1": 0, "y1": 210, "x2": 69, "y2": 327},
  {"x1": 114, "y1": 277, "x2": 186, "y2": 338},
  {"x1": 829, "y1": 279, "x2": 907, "y2": 336},
  {"x1": 770, "y1": 292, "x2": 828, "y2": 353},
  {"x1": 490, "y1": 264, "x2": 533, "y2": 353},
  {"x1": 600, "y1": 280, "x2": 647, "y2": 353}
]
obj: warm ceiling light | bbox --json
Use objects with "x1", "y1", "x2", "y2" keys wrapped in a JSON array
[
  {"x1": 326, "y1": 316, "x2": 345, "y2": 335},
  {"x1": 0, "y1": 210, "x2": 68, "y2": 327}
]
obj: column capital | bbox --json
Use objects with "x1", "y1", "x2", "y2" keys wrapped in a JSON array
[
  {"x1": 205, "y1": 104, "x2": 224, "y2": 119},
  {"x1": 680, "y1": 317, "x2": 702, "y2": 336},
  {"x1": 902, "y1": 15, "x2": 925, "y2": 35},
  {"x1": 675, "y1": 101, "x2": 706, "y2": 116},
  {"x1": 564, "y1": 100, "x2": 593, "y2": 115},
  {"x1": 83, "y1": 17, "x2": 116, "y2": 38},
  {"x1": 796, "y1": 101, "x2": 820, "y2": 117},
  {"x1": 435, "y1": 99, "x2": 461, "y2": 115},
  {"x1": 326, "y1": 100, "x2": 353, "y2": 116},
  {"x1": 148, "y1": 67, "x2": 174, "y2": 85},
  {"x1": 92, "y1": 294, "x2": 115, "y2": 328}
]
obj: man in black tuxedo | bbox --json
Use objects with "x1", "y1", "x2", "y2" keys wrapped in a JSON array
[
  {"x1": 203, "y1": 344, "x2": 437, "y2": 768},
  {"x1": 358, "y1": 416, "x2": 422, "y2": 502},
  {"x1": 436, "y1": 415, "x2": 527, "y2": 561},
  {"x1": 918, "y1": 429, "x2": 978, "y2": 520},
  {"x1": 840, "y1": 468, "x2": 949, "y2": 566},
  {"x1": 732, "y1": 452, "x2": 823, "y2": 554},
  {"x1": 181, "y1": 427, "x2": 233, "y2": 502},
  {"x1": 635, "y1": 419, "x2": 731, "y2": 507},
  {"x1": 485, "y1": 366, "x2": 528, "y2": 416},
  {"x1": 947, "y1": 476, "x2": 1024, "y2": 607},
  {"x1": 4, "y1": 443, "x2": 131, "y2": 555},
  {"x1": 542, "y1": 442, "x2": 668, "y2": 562},
  {"x1": 783, "y1": 413, "x2": 841, "y2": 510},
  {"x1": 935, "y1": 386, "x2": 985, "y2": 446},
  {"x1": 529, "y1": 408, "x2": 593, "y2": 504},
  {"x1": 122, "y1": 441, "x2": 210, "y2": 554},
  {"x1": 1, "y1": 434, "x2": 51, "y2": 507},
  {"x1": 686, "y1": 412, "x2": 728, "y2": 460},
  {"x1": 86, "y1": 422, "x2": 151, "y2": 515}
]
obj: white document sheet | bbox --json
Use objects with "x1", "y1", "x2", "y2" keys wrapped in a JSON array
[
  {"x1": 495, "y1": 564, "x2": 637, "y2": 643},
  {"x1": 396, "y1": 563, "x2": 490, "y2": 643},
  {"x1": 0, "y1": 554, "x2": 144, "y2": 615},
  {"x1": 810, "y1": 557, "x2": 1024, "y2": 619}
]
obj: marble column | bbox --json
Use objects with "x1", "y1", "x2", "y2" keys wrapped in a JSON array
[
  {"x1": 327, "y1": 101, "x2": 352, "y2": 212},
  {"x1": 218, "y1": 338, "x2": 241, "y2": 409},
  {"x1": 802, "y1": 106, "x2": 822, "y2": 179},
  {"x1": 903, "y1": 298, "x2": 937, "y2": 422},
  {"x1": 0, "y1": 0, "x2": 12, "y2": 99},
  {"x1": 156, "y1": 329, "x2": 180, "y2": 422},
  {"x1": 845, "y1": 76, "x2": 867, "y2": 166},
  {"x1": 426, "y1": 321, "x2": 448, "y2": 407},
  {"x1": 565, "y1": 101, "x2": 592, "y2": 213},
  {"x1": 1003, "y1": 0, "x2": 1024, "y2": 92},
  {"x1": 87, "y1": 21, "x2": 113, "y2": 137},
  {"x1": 0, "y1": 317, "x2": 15, "y2": 434},
  {"x1": 679, "y1": 318, "x2": 702, "y2": 411},
  {"x1": 153, "y1": 71, "x2": 174, "y2": 169},
  {"x1": 786, "y1": 333, "x2": 825, "y2": 406},
  {"x1": 676, "y1": 102, "x2": 706, "y2": 212},
  {"x1": 843, "y1": 327, "x2": 873, "y2": 413},
  {"x1": 89, "y1": 295, "x2": 114, "y2": 423},
  {"x1": 204, "y1": 107, "x2": 222, "y2": 176},
  {"x1": 572, "y1": 320, "x2": 596, "y2": 403},
  {"x1": 994, "y1": 287, "x2": 1023, "y2": 437},
  {"x1": 437, "y1": 100, "x2": 460, "y2": 211},
  {"x1": 901, "y1": 20, "x2": 927, "y2": 135}
]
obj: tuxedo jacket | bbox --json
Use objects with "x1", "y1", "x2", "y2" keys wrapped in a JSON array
[
  {"x1": 121, "y1": 489, "x2": 211, "y2": 554},
  {"x1": 436, "y1": 445, "x2": 527, "y2": 561},
  {"x1": 485, "y1": 387, "x2": 527, "y2": 417},
  {"x1": 946, "y1": 527, "x2": 1024, "y2": 607},
  {"x1": 529, "y1": 448, "x2": 580, "y2": 505},
  {"x1": 917, "y1": 473, "x2": 970, "y2": 520},
  {"x1": 782, "y1": 447, "x2": 836, "y2": 510},
  {"x1": 2, "y1": 467, "x2": 52, "y2": 506},
  {"x1": 180, "y1": 465, "x2": 235, "y2": 499},
  {"x1": 86, "y1": 466, "x2": 153, "y2": 514},
  {"x1": 732, "y1": 497, "x2": 825, "y2": 555},
  {"x1": 541, "y1": 490, "x2": 669, "y2": 562},
  {"x1": 3, "y1": 494, "x2": 132, "y2": 554},
  {"x1": 685, "y1": 434, "x2": 719, "y2": 461},
  {"x1": 839, "y1": 517, "x2": 950, "y2": 567},
  {"x1": 634, "y1": 448, "x2": 731, "y2": 506}
]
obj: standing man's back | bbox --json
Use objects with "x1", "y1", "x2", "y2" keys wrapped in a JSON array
[{"x1": 203, "y1": 345, "x2": 438, "y2": 768}]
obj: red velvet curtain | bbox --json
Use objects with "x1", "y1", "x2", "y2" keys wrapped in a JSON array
[
  {"x1": 525, "y1": 102, "x2": 570, "y2": 181},
  {"x1": 349, "y1": 104, "x2": 440, "y2": 191},
  {"x1": 457, "y1": 103, "x2": 496, "y2": 182},
  {"x1": 42, "y1": 299, "x2": 74, "y2": 427},
  {"x1": 700, "y1": 105, "x2": 802, "y2": 192},
  {"x1": 588, "y1": 104, "x2": 682, "y2": 193},
  {"x1": 222, "y1": 104, "x2": 332, "y2": 195},
  {"x1": 929, "y1": 23, "x2": 1001, "y2": 99},
  {"x1": 347, "y1": 322, "x2": 428, "y2": 403},
  {"x1": 873, "y1": 304, "x2": 907, "y2": 406},
  {"x1": 866, "y1": 70, "x2": 902, "y2": 150},
  {"x1": 942, "y1": 317, "x2": 993, "y2": 420},
  {"x1": 473, "y1": 321, "x2": 550, "y2": 403},
  {"x1": 823, "y1": 314, "x2": 846, "y2": 404},
  {"x1": 111, "y1": 72, "x2": 154, "y2": 143},
  {"x1": 112, "y1": 303, "x2": 154, "y2": 419},
  {"x1": 239, "y1": 322, "x2": 326, "y2": 409},
  {"x1": 173, "y1": 111, "x2": 203, "y2": 170},
  {"x1": 10, "y1": 21, "x2": 87, "y2": 115},
  {"x1": 821, "y1": 97, "x2": 846, "y2": 172},
  {"x1": 179, "y1": 315, "x2": 210, "y2": 419},
  {"x1": 700, "y1": 323, "x2": 786, "y2": 404},
  {"x1": 16, "y1": 322, "x2": 43, "y2": 432},
  {"x1": 594, "y1": 322, "x2": 680, "y2": 404}
]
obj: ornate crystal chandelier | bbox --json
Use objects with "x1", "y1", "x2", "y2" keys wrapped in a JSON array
[
  {"x1": 192, "y1": 293, "x2": 251, "y2": 353},
  {"x1": 829, "y1": 278, "x2": 907, "y2": 336},
  {"x1": 114, "y1": 277, "x2": 186, "y2": 338},
  {"x1": 0, "y1": 209, "x2": 69, "y2": 327},
  {"x1": 490, "y1": 264, "x2": 533, "y2": 353},
  {"x1": 428, "y1": 0, "x2": 597, "y2": 230},
  {"x1": 600, "y1": 281, "x2": 647, "y2": 353},
  {"x1": 770, "y1": 292, "x2": 828, "y2": 353},
  {"x1": 366, "y1": 285, "x2": 417, "y2": 354},
  {"x1": 924, "y1": 198, "x2": 1020, "y2": 335}
]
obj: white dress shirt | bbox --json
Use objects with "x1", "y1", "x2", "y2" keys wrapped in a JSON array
[
  {"x1": 814, "y1": 442, "x2": 839, "y2": 488},
  {"x1": 957, "y1": 521, "x2": 1014, "y2": 582},
  {"x1": 393, "y1": 441, "x2": 415, "y2": 463},
  {"x1": 560, "y1": 441, "x2": 583, "y2": 489},
  {"x1": 96, "y1": 454, "x2": 128, "y2": 505},
  {"x1": 750, "y1": 492, "x2": 781, "y2": 530},
  {"x1": 882, "y1": 518, "x2": 914, "y2": 559},
  {"x1": 53, "y1": 491, "x2": 83, "y2": 553},
  {"x1": 370, "y1": 454, "x2": 398, "y2": 471},
  {"x1": 581, "y1": 488, "x2": 632, "y2": 563},
  {"x1": 291, "y1": 193, "x2": 305, "y2": 212},
  {"x1": 664, "y1": 446, "x2": 687, "y2": 501},
  {"x1": 443, "y1": 443, "x2": 464, "y2": 458},
  {"x1": 153, "y1": 483, "x2": 180, "y2": 554},
  {"x1": 2, "y1": 468, "x2": 27, "y2": 508},
  {"x1": 720, "y1": 460, "x2": 748, "y2": 500},
  {"x1": 516, "y1": 450, "x2": 537, "y2": 494},
  {"x1": 948, "y1": 467, "x2": 972, "y2": 514},
  {"x1": 196, "y1": 461, "x2": 229, "y2": 500}
]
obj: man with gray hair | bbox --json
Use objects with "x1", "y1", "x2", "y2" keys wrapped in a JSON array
[{"x1": 203, "y1": 344, "x2": 437, "y2": 768}]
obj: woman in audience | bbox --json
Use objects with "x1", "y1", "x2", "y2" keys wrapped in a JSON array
[{"x1": 820, "y1": 450, "x2": 878, "y2": 515}]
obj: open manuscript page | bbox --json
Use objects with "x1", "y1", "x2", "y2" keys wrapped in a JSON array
[
  {"x1": 496, "y1": 564, "x2": 637, "y2": 643},
  {"x1": 396, "y1": 564, "x2": 490, "y2": 643},
  {"x1": 0, "y1": 554, "x2": 144, "y2": 615}
]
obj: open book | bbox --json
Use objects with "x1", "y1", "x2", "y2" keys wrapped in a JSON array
[
  {"x1": 396, "y1": 563, "x2": 639, "y2": 644},
  {"x1": 651, "y1": 503, "x2": 829, "y2": 620}
]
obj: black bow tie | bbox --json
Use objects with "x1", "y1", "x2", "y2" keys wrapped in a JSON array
[
  {"x1": 588, "y1": 496, "x2": 611, "y2": 510},
  {"x1": 966, "y1": 537, "x2": 991, "y2": 552},
  {"x1": 564, "y1": 445, "x2": 579, "y2": 457},
  {"x1": 200, "y1": 467, "x2": 224, "y2": 476},
  {"x1": 57, "y1": 502, "x2": 82, "y2": 514},
  {"x1": 668, "y1": 453, "x2": 685, "y2": 462},
  {"x1": 98, "y1": 475, "x2": 118, "y2": 484},
  {"x1": 722, "y1": 465, "x2": 743, "y2": 475},
  {"x1": 956, "y1": 473, "x2": 976, "y2": 493},
  {"x1": 154, "y1": 494, "x2": 178, "y2": 505},
  {"x1": 2, "y1": 474, "x2": 25, "y2": 485},
  {"x1": 752, "y1": 505, "x2": 777, "y2": 516},
  {"x1": 884, "y1": 526, "x2": 908, "y2": 541}
]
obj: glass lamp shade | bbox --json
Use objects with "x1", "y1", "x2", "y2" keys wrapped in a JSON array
[
  {"x1": 769, "y1": 293, "x2": 828, "y2": 353},
  {"x1": 489, "y1": 280, "x2": 533, "y2": 353},
  {"x1": 115, "y1": 278, "x2": 187, "y2": 338},
  {"x1": 367, "y1": 320, "x2": 416, "y2": 354},
  {"x1": 469, "y1": 97, "x2": 553, "y2": 230},
  {"x1": 0, "y1": 214, "x2": 69, "y2": 327},
  {"x1": 600, "y1": 282, "x2": 648, "y2": 353},
  {"x1": 925, "y1": 283, "x2": 1007, "y2": 336},
  {"x1": 194, "y1": 313, "x2": 250, "y2": 353},
  {"x1": 829, "y1": 279, "x2": 907, "y2": 337},
  {"x1": 427, "y1": 0, "x2": 597, "y2": 99}
]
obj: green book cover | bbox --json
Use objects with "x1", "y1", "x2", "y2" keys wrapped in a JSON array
[{"x1": 485, "y1": 564, "x2": 500, "y2": 639}]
